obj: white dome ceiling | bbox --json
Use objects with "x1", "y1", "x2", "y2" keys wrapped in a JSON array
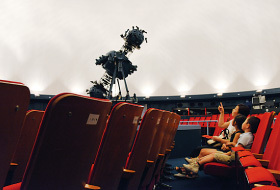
[{"x1": 1, "y1": 0, "x2": 280, "y2": 96}]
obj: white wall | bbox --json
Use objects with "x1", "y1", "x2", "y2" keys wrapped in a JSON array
[{"x1": 0, "y1": 0, "x2": 280, "y2": 96}]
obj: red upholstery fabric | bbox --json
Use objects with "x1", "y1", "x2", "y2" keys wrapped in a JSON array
[
  {"x1": 202, "y1": 135, "x2": 211, "y2": 139},
  {"x1": 251, "y1": 112, "x2": 274, "y2": 154},
  {"x1": 192, "y1": 117, "x2": 200, "y2": 125},
  {"x1": 239, "y1": 156, "x2": 262, "y2": 167},
  {"x1": 266, "y1": 114, "x2": 280, "y2": 166},
  {"x1": 202, "y1": 116, "x2": 211, "y2": 127},
  {"x1": 245, "y1": 167, "x2": 277, "y2": 186},
  {"x1": 203, "y1": 162, "x2": 234, "y2": 177},
  {"x1": 231, "y1": 147, "x2": 245, "y2": 152},
  {"x1": 238, "y1": 150, "x2": 254, "y2": 158},
  {"x1": 210, "y1": 114, "x2": 218, "y2": 127},
  {"x1": 199, "y1": 117, "x2": 205, "y2": 127},
  {"x1": 252, "y1": 185, "x2": 279, "y2": 190},
  {"x1": 3, "y1": 182, "x2": 21, "y2": 190},
  {"x1": 188, "y1": 117, "x2": 195, "y2": 125},
  {"x1": 269, "y1": 150, "x2": 280, "y2": 171}
]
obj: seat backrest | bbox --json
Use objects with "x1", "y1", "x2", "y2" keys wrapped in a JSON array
[
  {"x1": 212, "y1": 126, "x2": 224, "y2": 136},
  {"x1": 21, "y1": 93, "x2": 112, "y2": 190},
  {"x1": 203, "y1": 116, "x2": 211, "y2": 127},
  {"x1": 167, "y1": 113, "x2": 181, "y2": 148},
  {"x1": 188, "y1": 117, "x2": 195, "y2": 125},
  {"x1": 147, "y1": 111, "x2": 171, "y2": 162},
  {"x1": 209, "y1": 114, "x2": 218, "y2": 127},
  {"x1": 193, "y1": 117, "x2": 200, "y2": 125},
  {"x1": 0, "y1": 80, "x2": 30, "y2": 189},
  {"x1": 138, "y1": 112, "x2": 173, "y2": 189},
  {"x1": 199, "y1": 117, "x2": 205, "y2": 126},
  {"x1": 10, "y1": 110, "x2": 44, "y2": 184},
  {"x1": 124, "y1": 108, "x2": 163, "y2": 189},
  {"x1": 251, "y1": 112, "x2": 275, "y2": 154},
  {"x1": 265, "y1": 113, "x2": 280, "y2": 169},
  {"x1": 159, "y1": 113, "x2": 175, "y2": 155},
  {"x1": 224, "y1": 113, "x2": 230, "y2": 122},
  {"x1": 87, "y1": 102, "x2": 143, "y2": 190}
]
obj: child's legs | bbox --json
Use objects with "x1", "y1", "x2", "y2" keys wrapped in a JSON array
[
  {"x1": 198, "y1": 153, "x2": 215, "y2": 165},
  {"x1": 213, "y1": 152, "x2": 232, "y2": 165},
  {"x1": 198, "y1": 148, "x2": 218, "y2": 158}
]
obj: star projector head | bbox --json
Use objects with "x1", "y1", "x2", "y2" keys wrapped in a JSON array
[
  {"x1": 87, "y1": 26, "x2": 147, "y2": 99},
  {"x1": 121, "y1": 26, "x2": 147, "y2": 53}
]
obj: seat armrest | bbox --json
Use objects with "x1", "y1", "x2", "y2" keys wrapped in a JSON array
[
  {"x1": 9, "y1": 162, "x2": 19, "y2": 172},
  {"x1": 253, "y1": 153, "x2": 263, "y2": 159},
  {"x1": 258, "y1": 159, "x2": 269, "y2": 168},
  {"x1": 267, "y1": 169, "x2": 280, "y2": 181},
  {"x1": 165, "y1": 149, "x2": 172, "y2": 153},
  {"x1": 84, "y1": 184, "x2": 101, "y2": 190},
  {"x1": 122, "y1": 169, "x2": 136, "y2": 179},
  {"x1": 146, "y1": 160, "x2": 154, "y2": 167}
]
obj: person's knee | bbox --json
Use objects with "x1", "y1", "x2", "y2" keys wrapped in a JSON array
[{"x1": 200, "y1": 149, "x2": 205, "y2": 155}]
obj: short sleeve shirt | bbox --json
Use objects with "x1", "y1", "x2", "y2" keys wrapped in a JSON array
[{"x1": 235, "y1": 132, "x2": 254, "y2": 149}]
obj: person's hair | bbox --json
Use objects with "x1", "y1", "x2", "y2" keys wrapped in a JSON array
[
  {"x1": 233, "y1": 114, "x2": 247, "y2": 131},
  {"x1": 237, "y1": 104, "x2": 250, "y2": 117},
  {"x1": 247, "y1": 116, "x2": 261, "y2": 134}
]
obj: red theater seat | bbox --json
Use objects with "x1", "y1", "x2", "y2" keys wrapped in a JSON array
[
  {"x1": 147, "y1": 113, "x2": 181, "y2": 189},
  {"x1": 209, "y1": 114, "x2": 218, "y2": 127},
  {"x1": 245, "y1": 167, "x2": 277, "y2": 188},
  {"x1": 139, "y1": 112, "x2": 172, "y2": 190},
  {"x1": 8, "y1": 110, "x2": 44, "y2": 184},
  {"x1": 87, "y1": 103, "x2": 144, "y2": 190},
  {"x1": 0, "y1": 80, "x2": 30, "y2": 189},
  {"x1": 118, "y1": 108, "x2": 163, "y2": 190},
  {"x1": 4, "y1": 93, "x2": 112, "y2": 190},
  {"x1": 241, "y1": 113, "x2": 280, "y2": 186}
]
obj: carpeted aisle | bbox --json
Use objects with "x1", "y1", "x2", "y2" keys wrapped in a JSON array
[{"x1": 163, "y1": 158, "x2": 239, "y2": 190}]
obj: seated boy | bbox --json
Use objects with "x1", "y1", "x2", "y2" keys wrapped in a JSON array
[{"x1": 183, "y1": 116, "x2": 260, "y2": 174}]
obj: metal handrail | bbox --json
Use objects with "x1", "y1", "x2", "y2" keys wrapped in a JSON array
[{"x1": 179, "y1": 120, "x2": 218, "y2": 135}]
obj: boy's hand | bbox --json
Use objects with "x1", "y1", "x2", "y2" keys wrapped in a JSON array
[
  {"x1": 221, "y1": 144, "x2": 230, "y2": 151},
  {"x1": 224, "y1": 151, "x2": 231, "y2": 156},
  {"x1": 218, "y1": 102, "x2": 224, "y2": 114}
]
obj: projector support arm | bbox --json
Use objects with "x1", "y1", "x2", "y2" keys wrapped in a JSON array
[{"x1": 107, "y1": 61, "x2": 130, "y2": 100}]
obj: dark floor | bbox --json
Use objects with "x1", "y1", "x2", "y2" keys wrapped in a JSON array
[{"x1": 163, "y1": 157, "x2": 240, "y2": 190}]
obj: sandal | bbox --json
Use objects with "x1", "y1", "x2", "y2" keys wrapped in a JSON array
[
  {"x1": 185, "y1": 173, "x2": 199, "y2": 179},
  {"x1": 174, "y1": 166, "x2": 186, "y2": 174}
]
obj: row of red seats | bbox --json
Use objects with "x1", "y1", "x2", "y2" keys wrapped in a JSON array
[
  {"x1": 180, "y1": 113, "x2": 265, "y2": 128},
  {"x1": 203, "y1": 111, "x2": 280, "y2": 189},
  {"x1": 0, "y1": 80, "x2": 180, "y2": 190},
  {"x1": 180, "y1": 114, "x2": 221, "y2": 127}
]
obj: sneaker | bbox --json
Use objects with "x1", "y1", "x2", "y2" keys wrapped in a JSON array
[
  {"x1": 184, "y1": 157, "x2": 198, "y2": 164},
  {"x1": 183, "y1": 163, "x2": 199, "y2": 174}
]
